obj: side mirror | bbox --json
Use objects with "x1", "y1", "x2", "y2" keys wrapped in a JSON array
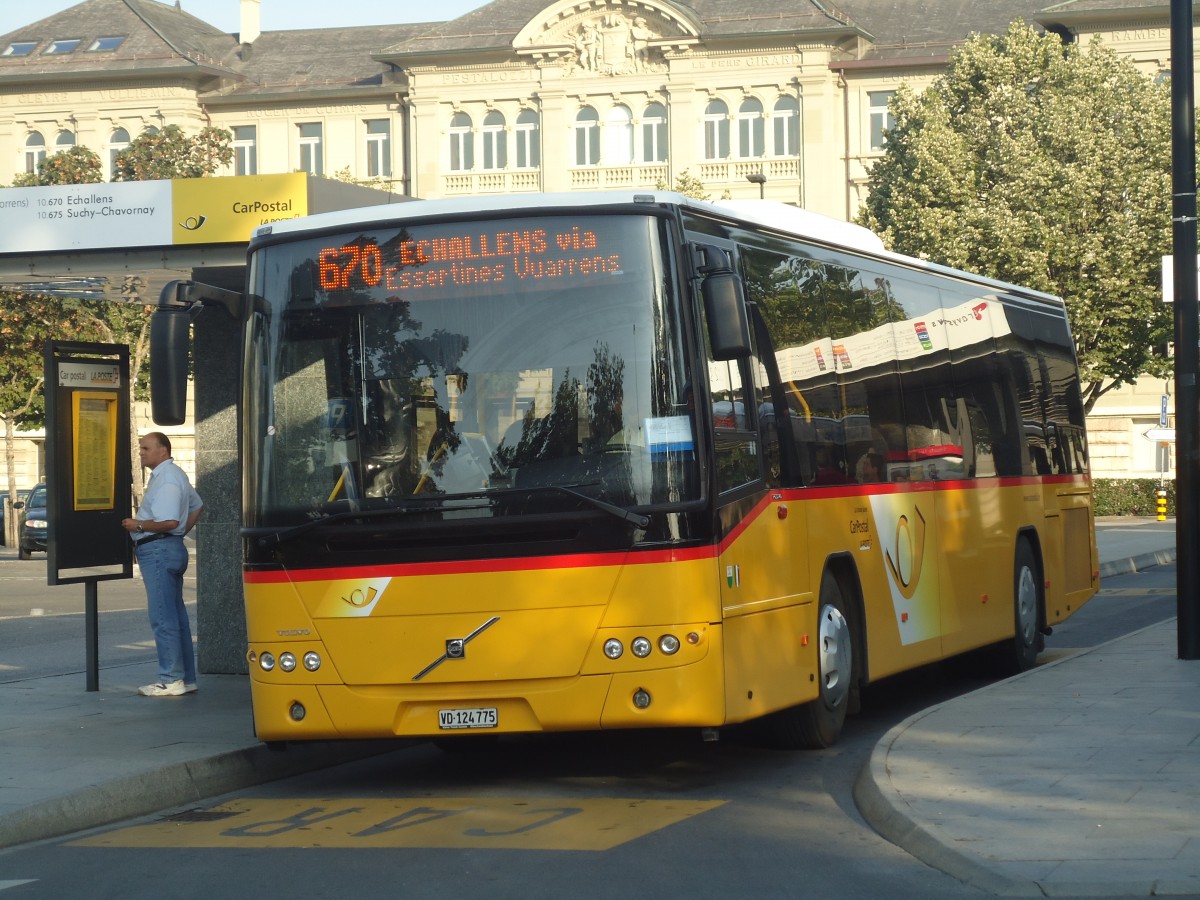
[
  {"x1": 150, "y1": 305, "x2": 192, "y2": 427},
  {"x1": 149, "y1": 279, "x2": 246, "y2": 426},
  {"x1": 701, "y1": 266, "x2": 751, "y2": 361}
]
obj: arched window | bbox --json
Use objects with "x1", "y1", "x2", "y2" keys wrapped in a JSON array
[
  {"x1": 605, "y1": 105, "x2": 633, "y2": 166},
  {"x1": 575, "y1": 106, "x2": 600, "y2": 166},
  {"x1": 736, "y1": 98, "x2": 764, "y2": 159},
  {"x1": 482, "y1": 110, "x2": 507, "y2": 170},
  {"x1": 450, "y1": 112, "x2": 474, "y2": 171},
  {"x1": 515, "y1": 109, "x2": 540, "y2": 169},
  {"x1": 24, "y1": 132, "x2": 46, "y2": 173},
  {"x1": 772, "y1": 97, "x2": 799, "y2": 157},
  {"x1": 55, "y1": 130, "x2": 76, "y2": 153},
  {"x1": 109, "y1": 128, "x2": 130, "y2": 176},
  {"x1": 703, "y1": 100, "x2": 729, "y2": 160},
  {"x1": 641, "y1": 102, "x2": 667, "y2": 163}
]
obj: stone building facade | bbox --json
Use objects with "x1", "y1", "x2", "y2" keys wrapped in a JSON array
[{"x1": 0, "y1": 0, "x2": 1189, "y2": 489}]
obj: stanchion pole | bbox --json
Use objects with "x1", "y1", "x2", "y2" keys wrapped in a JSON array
[
  {"x1": 85, "y1": 580, "x2": 99, "y2": 692},
  {"x1": 1170, "y1": 0, "x2": 1200, "y2": 659}
]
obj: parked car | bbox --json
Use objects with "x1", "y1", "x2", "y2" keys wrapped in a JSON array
[{"x1": 15, "y1": 483, "x2": 47, "y2": 560}]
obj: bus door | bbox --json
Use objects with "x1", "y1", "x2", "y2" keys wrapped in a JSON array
[
  {"x1": 1023, "y1": 305, "x2": 1097, "y2": 623},
  {"x1": 705, "y1": 246, "x2": 811, "y2": 721}
]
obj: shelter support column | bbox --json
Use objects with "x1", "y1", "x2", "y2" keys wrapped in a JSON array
[{"x1": 193, "y1": 300, "x2": 247, "y2": 674}]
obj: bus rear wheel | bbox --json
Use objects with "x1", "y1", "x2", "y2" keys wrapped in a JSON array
[
  {"x1": 1009, "y1": 538, "x2": 1043, "y2": 673},
  {"x1": 983, "y1": 538, "x2": 1044, "y2": 676},
  {"x1": 766, "y1": 570, "x2": 855, "y2": 749}
]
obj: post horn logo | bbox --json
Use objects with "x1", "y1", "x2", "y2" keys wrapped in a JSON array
[
  {"x1": 884, "y1": 506, "x2": 926, "y2": 600},
  {"x1": 180, "y1": 215, "x2": 207, "y2": 231}
]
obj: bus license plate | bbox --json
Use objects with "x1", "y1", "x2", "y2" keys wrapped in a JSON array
[{"x1": 438, "y1": 707, "x2": 498, "y2": 730}]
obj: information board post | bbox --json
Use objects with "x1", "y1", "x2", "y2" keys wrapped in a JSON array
[
  {"x1": 1171, "y1": 0, "x2": 1200, "y2": 660},
  {"x1": 44, "y1": 342, "x2": 134, "y2": 691}
]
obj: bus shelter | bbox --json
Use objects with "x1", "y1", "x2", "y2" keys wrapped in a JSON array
[{"x1": 0, "y1": 173, "x2": 410, "y2": 673}]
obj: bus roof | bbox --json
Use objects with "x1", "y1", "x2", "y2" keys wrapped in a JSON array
[{"x1": 252, "y1": 190, "x2": 1061, "y2": 306}]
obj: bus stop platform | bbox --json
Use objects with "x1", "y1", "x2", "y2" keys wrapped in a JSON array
[{"x1": 0, "y1": 517, "x2": 1191, "y2": 898}]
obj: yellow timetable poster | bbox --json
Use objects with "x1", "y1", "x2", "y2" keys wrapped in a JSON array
[{"x1": 72, "y1": 391, "x2": 117, "y2": 510}]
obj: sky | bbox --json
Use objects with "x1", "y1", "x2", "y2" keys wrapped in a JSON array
[{"x1": 0, "y1": 0, "x2": 489, "y2": 36}]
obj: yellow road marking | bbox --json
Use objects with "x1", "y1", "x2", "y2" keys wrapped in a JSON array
[{"x1": 71, "y1": 797, "x2": 726, "y2": 851}]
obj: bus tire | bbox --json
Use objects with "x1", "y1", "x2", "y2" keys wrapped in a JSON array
[
  {"x1": 1008, "y1": 537, "x2": 1043, "y2": 674},
  {"x1": 767, "y1": 569, "x2": 855, "y2": 749}
]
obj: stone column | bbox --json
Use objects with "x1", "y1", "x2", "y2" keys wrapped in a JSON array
[{"x1": 192, "y1": 282, "x2": 247, "y2": 674}]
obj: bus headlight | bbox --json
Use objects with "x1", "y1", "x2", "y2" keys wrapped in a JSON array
[
  {"x1": 303, "y1": 651, "x2": 322, "y2": 672},
  {"x1": 259, "y1": 652, "x2": 276, "y2": 671},
  {"x1": 279, "y1": 652, "x2": 297, "y2": 672},
  {"x1": 603, "y1": 639, "x2": 624, "y2": 659},
  {"x1": 659, "y1": 634, "x2": 680, "y2": 655},
  {"x1": 631, "y1": 637, "x2": 652, "y2": 658}
]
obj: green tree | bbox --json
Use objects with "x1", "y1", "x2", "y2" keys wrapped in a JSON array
[
  {"x1": 655, "y1": 170, "x2": 732, "y2": 201},
  {"x1": 113, "y1": 124, "x2": 233, "y2": 181},
  {"x1": 10, "y1": 146, "x2": 103, "y2": 187},
  {"x1": 0, "y1": 293, "x2": 123, "y2": 517},
  {"x1": 35, "y1": 146, "x2": 103, "y2": 185},
  {"x1": 858, "y1": 22, "x2": 1173, "y2": 412}
]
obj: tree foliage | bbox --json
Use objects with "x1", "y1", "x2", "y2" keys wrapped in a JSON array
[
  {"x1": 10, "y1": 146, "x2": 104, "y2": 187},
  {"x1": 36, "y1": 146, "x2": 104, "y2": 185},
  {"x1": 655, "y1": 169, "x2": 731, "y2": 201},
  {"x1": 858, "y1": 22, "x2": 1173, "y2": 411},
  {"x1": 112, "y1": 124, "x2": 233, "y2": 181}
]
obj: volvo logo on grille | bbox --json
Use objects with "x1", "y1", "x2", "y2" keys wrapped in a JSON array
[{"x1": 412, "y1": 616, "x2": 500, "y2": 681}]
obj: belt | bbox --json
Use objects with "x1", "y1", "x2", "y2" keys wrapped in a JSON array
[{"x1": 134, "y1": 532, "x2": 182, "y2": 548}]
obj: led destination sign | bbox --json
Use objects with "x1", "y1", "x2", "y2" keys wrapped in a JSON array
[{"x1": 313, "y1": 220, "x2": 630, "y2": 299}]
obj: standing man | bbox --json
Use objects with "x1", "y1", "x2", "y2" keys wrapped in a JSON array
[{"x1": 122, "y1": 432, "x2": 203, "y2": 697}]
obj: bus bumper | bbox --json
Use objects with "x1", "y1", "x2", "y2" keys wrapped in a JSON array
[{"x1": 248, "y1": 632, "x2": 729, "y2": 743}]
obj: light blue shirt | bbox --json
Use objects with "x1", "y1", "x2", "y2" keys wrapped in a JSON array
[{"x1": 136, "y1": 458, "x2": 200, "y2": 537}]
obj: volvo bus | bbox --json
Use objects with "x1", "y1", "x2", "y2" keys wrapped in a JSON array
[{"x1": 150, "y1": 191, "x2": 1098, "y2": 748}]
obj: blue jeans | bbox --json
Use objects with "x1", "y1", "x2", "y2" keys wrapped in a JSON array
[{"x1": 136, "y1": 537, "x2": 195, "y2": 684}]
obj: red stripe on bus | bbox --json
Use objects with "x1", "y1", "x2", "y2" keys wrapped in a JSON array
[
  {"x1": 244, "y1": 473, "x2": 1088, "y2": 584},
  {"x1": 243, "y1": 542, "x2": 719, "y2": 584}
]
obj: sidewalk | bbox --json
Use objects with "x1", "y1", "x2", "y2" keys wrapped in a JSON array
[
  {"x1": 0, "y1": 517, "x2": 1187, "y2": 897},
  {"x1": 855, "y1": 516, "x2": 1193, "y2": 897}
]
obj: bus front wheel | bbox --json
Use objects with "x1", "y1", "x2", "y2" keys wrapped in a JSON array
[{"x1": 766, "y1": 570, "x2": 855, "y2": 749}]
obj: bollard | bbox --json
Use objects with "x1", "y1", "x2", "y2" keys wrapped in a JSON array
[{"x1": 1157, "y1": 488, "x2": 1168, "y2": 522}]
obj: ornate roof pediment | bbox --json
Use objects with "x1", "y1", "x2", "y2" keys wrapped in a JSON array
[{"x1": 514, "y1": 0, "x2": 700, "y2": 76}]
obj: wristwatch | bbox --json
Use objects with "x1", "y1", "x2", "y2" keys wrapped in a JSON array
[{"x1": 136, "y1": 524, "x2": 144, "y2": 533}]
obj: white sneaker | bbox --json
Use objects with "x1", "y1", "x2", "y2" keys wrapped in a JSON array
[
  {"x1": 183, "y1": 682, "x2": 198, "y2": 694},
  {"x1": 138, "y1": 680, "x2": 186, "y2": 697}
]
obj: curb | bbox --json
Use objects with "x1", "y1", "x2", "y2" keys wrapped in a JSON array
[
  {"x1": 1097, "y1": 548, "x2": 1176, "y2": 579},
  {"x1": 0, "y1": 739, "x2": 408, "y2": 850},
  {"x1": 852, "y1": 724, "x2": 1042, "y2": 897}
]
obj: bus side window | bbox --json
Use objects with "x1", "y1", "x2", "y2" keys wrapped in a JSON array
[{"x1": 709, "y1": 358, "x2": 760, "y2": 493}]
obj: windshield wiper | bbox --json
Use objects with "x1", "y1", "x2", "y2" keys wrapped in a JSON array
[
  {"x1": 250, "y1": 483, "x2": 648, "y2": 549},
  {"x1": 493, "y1": 484, "x2": 650, "y2": 529},
  {"x1": 248, "y1": 498, "x2": 491, "y2": 548}
]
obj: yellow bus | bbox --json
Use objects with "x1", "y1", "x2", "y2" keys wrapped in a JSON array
[{"x1": 151, "y1": 192, "x2": 1098, "y2": 748}]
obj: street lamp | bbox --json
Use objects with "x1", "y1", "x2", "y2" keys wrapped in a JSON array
[{"x1": 746, "y1": 172, "x2": 766, "y2": 199}]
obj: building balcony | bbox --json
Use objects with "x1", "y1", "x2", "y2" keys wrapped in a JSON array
[{"x1": 444, "y1": 170, "x2": 543, "y2": 195}]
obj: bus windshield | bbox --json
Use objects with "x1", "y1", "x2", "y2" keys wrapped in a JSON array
[{"x1": 244, "y1": 213, "x2": 698, "y2": 529}]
